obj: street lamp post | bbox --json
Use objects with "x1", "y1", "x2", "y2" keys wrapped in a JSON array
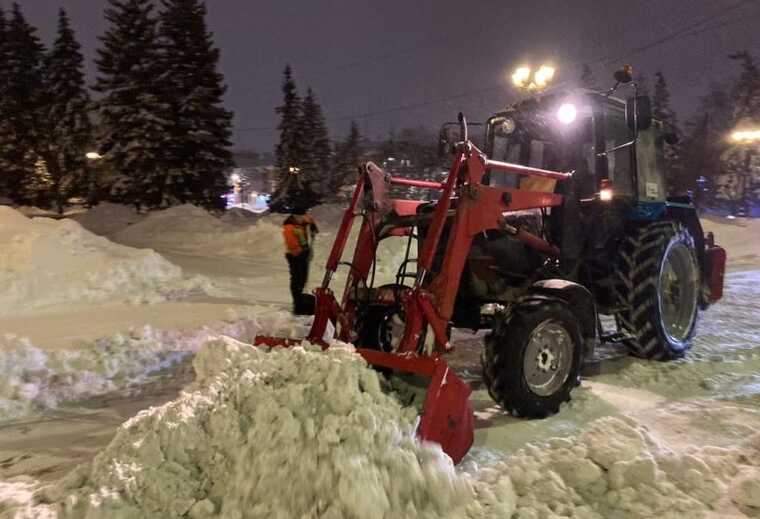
[{"x1": 84, "y1": 152, "x2": 104, "y2": 206}]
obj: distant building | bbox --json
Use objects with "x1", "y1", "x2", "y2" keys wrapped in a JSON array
[{"x1": 229, "y1": 152, "x2": 279, "y2": 195}]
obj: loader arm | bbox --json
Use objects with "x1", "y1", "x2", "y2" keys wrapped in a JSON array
[
  {"x1": 396, "y1": 144, "x2": 571, "y2": 355},
  {"x1": 255, "y1": 134, "x2": 572, "y2": 465}
]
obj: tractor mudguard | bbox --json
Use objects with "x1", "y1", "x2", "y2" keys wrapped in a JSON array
[
  {"x1": 703, "y1": 233, "x2": 726, "y2": 305},
  {"x1": 527, "y1": 279, "x2": 597, "y2": 360}
]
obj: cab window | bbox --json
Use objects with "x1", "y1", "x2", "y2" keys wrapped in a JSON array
[{"x1": 600, "y1": 104, "x2": 635, "y2": 196}]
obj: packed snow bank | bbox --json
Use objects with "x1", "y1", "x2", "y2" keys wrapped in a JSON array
[
  {"x1": 0, "y1": 308, "x2": 303, "y2": 421},
  {"x1": 702, "y1": 216, "x2": 760, "y2": 269},
  {"x1": 70, "y1": 202, "x2": 145, "y2": 237},
  {"x1": 0, "y1": 207, "x2": 208, "y2": 315},
  {"x1": 17, "y1": 338, "x2": 480, "y2": 519},
  {"x1": 112, "y1": 204, "x2": 285, "y2": 261}
]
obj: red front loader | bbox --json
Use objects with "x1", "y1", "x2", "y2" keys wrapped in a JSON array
[{"x1": 255, "y1": 116, "x2": 576, "y2": 463}]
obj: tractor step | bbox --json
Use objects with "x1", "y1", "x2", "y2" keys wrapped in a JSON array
[{"x1": 600, "y1": 331, "x2": 634, "y2": 344}]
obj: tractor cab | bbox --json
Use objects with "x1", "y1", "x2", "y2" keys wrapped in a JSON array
[{"x1": 485, "y1": 90, "x2": 669, "y2": 207}]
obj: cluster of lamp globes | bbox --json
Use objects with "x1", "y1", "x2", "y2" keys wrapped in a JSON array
[
  {"x1": 510, "y1": 64, "x2": 577, "y2": 126},
  {"x1": 511, "y1": 65, "x2": 556, "y2": 92}
]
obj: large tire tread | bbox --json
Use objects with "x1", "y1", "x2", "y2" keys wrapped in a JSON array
[
  {"x1": 613, "y1": 221, "x2": 699, "y2": 360},
  {"x1": 482, "y1": 300, "x2": 583, "y2": 418}
]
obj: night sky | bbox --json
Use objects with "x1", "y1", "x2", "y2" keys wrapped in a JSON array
[{"x1": 20, "y1": 0, "x2": 760, "y2": 152}]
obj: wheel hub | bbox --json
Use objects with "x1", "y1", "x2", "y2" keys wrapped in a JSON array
[
  {"x1": 536, "y1": 347, "x2": 557, "y2": 372},
  {"x1": 523, "y1": 320, "x2": 573, "y2": 397}
]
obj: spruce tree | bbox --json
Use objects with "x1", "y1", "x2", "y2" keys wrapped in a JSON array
[
  {"x1": 681, "y1": 82, "x2": 733, "y2": 208},
  {"x1": 332, "y1": 121, "x2": 362, "y2": 190},
  {"x1": 0, "y1": 8, "x2": 11, "y2": 201},
  {"x1": 43, "y1": 8, "x2": 93, "y2": 213},
  {"x1": 300, "y1": 87, "x2": 330, "y2": 198},
  {"x1": 275, "y1": 65, "x2": 302, "y2": 172},
  {"x1": 652, "y1": 71, "x2": 683, "y2": 194},
  {"x1": 0, "y1": 4, "x2": 47, "y2": 204},
  {"x1": 720, "y1": 51, "x2": 760, "y2": 214},
  {"x1": 94, "y1": 0, "x2": 170, "y2": 209},
  {"x1": 729, "y1": 50, "x2": 760, "y2": 121},
  {"x1": 272, "y1": 65, "x2": 311, "y2": 209},
  {"x1": 158, "y1": 0, "x2": 233, "y2": 209}
]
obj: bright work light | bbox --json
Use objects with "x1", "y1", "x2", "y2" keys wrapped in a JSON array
[
  {"x1": 599, "y1": 179, "x2": 613, "y2": 202},
  {"x1": 557, "y1": 103, "x2": 577, "y2": 125}
]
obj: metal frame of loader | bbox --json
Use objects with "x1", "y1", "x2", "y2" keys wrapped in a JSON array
[{"x1": 255, "y1": 117, "x2": 575, "y2": 464}]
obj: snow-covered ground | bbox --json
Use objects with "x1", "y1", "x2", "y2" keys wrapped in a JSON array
[{"x1": 0, "y1": 203, "x2": 759, "y2": 518}]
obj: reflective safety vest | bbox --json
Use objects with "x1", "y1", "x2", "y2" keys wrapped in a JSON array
[{"x1": 283, "y1": 215, "x2": 316, "y2": 256}]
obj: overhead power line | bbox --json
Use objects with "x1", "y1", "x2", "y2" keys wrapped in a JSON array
[{"x1": 236, "y1": 0, "x2": 760, "y2": 134}]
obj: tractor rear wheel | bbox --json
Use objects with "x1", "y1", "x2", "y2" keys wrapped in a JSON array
[
  {"x1": 482, "y1": 300, "x2": 583, "y2": 417},
  {"x1": 614, "y1": 221, "x2": 700, "y2": 359}
]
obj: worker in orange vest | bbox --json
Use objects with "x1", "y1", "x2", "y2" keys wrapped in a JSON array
[{"x1": 282, "y1": 208, "x2": 319, "y2": 314}]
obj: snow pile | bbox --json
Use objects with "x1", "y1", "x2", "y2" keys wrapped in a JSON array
[
  {"x1": 0, "y1": 207, "x2": 208, "y2": 314},
  {"x1": 112, "y1": 204, "x2": 285, "y2": 261},
  {"x1": 0, "y1": 308, "x2": 303, "y2": 421},
  {"x1": 70, "y1": 202, "x2": 146, "y2": 237},
  {"x1": 3, "y1": 336, "x2": 760, "y2": 518},
  {"x1": 109, "y1": 203, "x2": 361, "y2": 269},
  {"x1": 464, "y1": 414, "x2": 760, "y2": 519},
  {"x1": 24, "y1": 337, "x2": 478, "y2": 518}
]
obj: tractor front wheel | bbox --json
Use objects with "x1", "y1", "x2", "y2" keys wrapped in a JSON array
[
  {"x1": 482, "y1": 300, "x2": 583, "y2": 417},
  {"x1": 359, "y1": 305, "x2": 408, "y2": 353}
]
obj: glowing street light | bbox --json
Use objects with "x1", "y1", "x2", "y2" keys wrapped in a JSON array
[
  {"x1": 85, "y1": 151, "x2": 103, "y2": 160},
  {"x1": 230, "y1": 173, "x2": 241, "y2": 183},
  {"x1": 511, "y1": 64, "x2": 556, "y2": 91},
  {"x1": 731, "y1": 129, "x2": 760, "y2": 143},
  {"x1": 288, "y1": 166, "x2": 300, "y2": 174},
  {"x1": 511, "y1": 66, "x2": 532, "y2": 88},
  {"x1": 534, "y1": 65, "x2": 555, "y2": 88},
  {"x1": 728, "y1": 126, "x2": 760, "y2": 218}
]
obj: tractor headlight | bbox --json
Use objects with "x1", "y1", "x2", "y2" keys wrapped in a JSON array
[
  {"x1": 557, "y1": 103, "x2": 577, "y2": 125},
  {"x1": 500, "y1": 118, "x2": 516, "y2": 135},
  {"x1": 599, "y1": 179, "x2": 613, "y2": 202}
]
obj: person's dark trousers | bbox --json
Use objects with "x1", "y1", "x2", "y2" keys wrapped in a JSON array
[{"x1": 286, "y1": 251, "x2": 310, "y2": 313}]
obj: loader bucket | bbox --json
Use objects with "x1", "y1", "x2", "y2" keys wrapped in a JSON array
[
  {"x1": 251, "y1": 336, "x2": 474, "y2": 463},
  {"x1": 357, "y1": 348, "x2": 474, "y2": 464}
]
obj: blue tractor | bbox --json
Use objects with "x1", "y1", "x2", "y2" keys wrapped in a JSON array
[{"x1": 444, "y1": 67, "x2": 727, "y2": 415}]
